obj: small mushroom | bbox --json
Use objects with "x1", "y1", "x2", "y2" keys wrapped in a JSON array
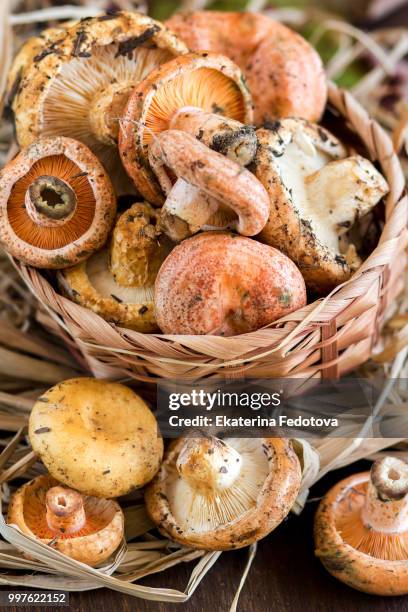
[
  {"x1": 29, "y1": 378, "x2": 163, "y2": 498},
  {"x1": 8, "y1": 475, "x2": 124, "y2": 567},
  {"x1": 0, "y1": 136, "x2": 116, "y2": 268},
  {"x1": 145, "y1": 436, "x2": 301, "y2": 550},
  {"x1": 154, "y1": 232, "x2": 307, "y2": 335},
  {"x1": 59, "y1": 202, "x2": 170, "y2": 331},
  {"x1": 166, "y1": 11, "x2": 327, "y2": 124},
  {"x1": 8, "y1": 12, "x2": 187, "y2": 192},
  {"x1": 148, "y1": 130, "x2": 270, "y2": 241},
  {"x1": 315, "y1": 457, "x2": 408, "y2": 595},
  {"x1": 119, "y1": 51, "x2": 254, "y2": 204},
  {"x1": 254, "y1": 119, "x2": 389, "y2": 294}
]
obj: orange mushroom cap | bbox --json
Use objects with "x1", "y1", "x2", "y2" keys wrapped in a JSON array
[
  {"x1": 119, "y1": 51, "x2": 253, "y2": 204},
  {"x1": 315, "y1": 457, "x2": 408, "y2": 595},
  {"x1": 165, "y1": 11, "x2": 327, "y2": 125},
  {"x1": 154, "y1": 232, "x2": 307, "y2": 336},
  {"x1": 7, "y1": 475, "x2": 124, "y2": 567},
  {"x1": 0, "y1": 136, "x2": 116, "y2": 268}
]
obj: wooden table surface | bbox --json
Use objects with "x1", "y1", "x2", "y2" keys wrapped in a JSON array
[{"x1": 2, "y1": 460, "x2": 408, "y2": 612}]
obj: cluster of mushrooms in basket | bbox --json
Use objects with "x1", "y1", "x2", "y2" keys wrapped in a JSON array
[
  {"x1": 0, "y1": 10, "x2": 390, "y2": 335},
  {"x1": 2, "y1": 9, "x2": 406, "y2": 597}
]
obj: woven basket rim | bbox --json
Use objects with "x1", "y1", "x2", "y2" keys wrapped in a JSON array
[{"x1": 15, "y1": 81, "x2": 408, "y2": 378}]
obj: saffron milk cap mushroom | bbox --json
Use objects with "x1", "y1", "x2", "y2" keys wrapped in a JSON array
[
  {"x1": 154, "y1": 232, "x2": 307, "y2": 335},
  {"x1": 8, "y1": 475, "x2": 124, "y2": 567},
  {"x1": 8, "y1": 12, "x2": 187, "y2": 192},
  {"x1": 166, "y1": 11, "x2": 327, "y2": 124},
  {"x1": 0, "y1": 136, "x2": 116, "y2": 268},
  {"x1": 145, "y1": 436, "x2": 301, "y2": 550},
  {"x1": 254, "y1": 119, "x2": 389, "y2": 293},
  {"x1": 29, "y1": 378, "x2": 163, "y2": 498},
  {"x1": 315, "y1": 457, "x2": 408, "y2": 595},
  {"x1": 148, "y1": 130, "x2": 270, "y2": 241},
  {"x1": 59, "y1": 202, "x2": 171, "y2": 331},
  {"x1": 119, "y1": 52, "x2": 254, "y2": 204}
]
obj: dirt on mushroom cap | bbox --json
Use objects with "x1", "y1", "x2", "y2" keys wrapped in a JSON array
[{"x1": 29, "y1": 378, "x2": 163, "y2": 498}]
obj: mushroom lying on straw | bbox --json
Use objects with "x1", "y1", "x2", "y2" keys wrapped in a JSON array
[
  {"x1": 166, "y1": 11, "x2": 327, "y2": 124},
  {"x1": 154, "y1": 232, "x2": 306, "y2": 335},
  {"x1": 315, "y1": 456, "x2": 408, "y2": 595},
  {"x1": 119, "y1": 51, "x2": 254, "y2": 205},
  {"x1": 254, "y1": 119, "x2": 389, "y2": 294},
  {"x1": 146, "y1": 436, "x2": 301, "y2": 551},
  {"x1": 29, "y1": 378, "x2": 163, "y2": 498},
  {"x1": 6, "y1": 11, "x2": 187, "y2": 193},
  {"x1": 0, "y1": 136, "x2": 116, "y2": 268},
  {"x1": 8, "y1": 475, "x2": 124, "y2": 567},
  {"x1": 59, "y1": 201, "x2": 171, "y2": 331}
]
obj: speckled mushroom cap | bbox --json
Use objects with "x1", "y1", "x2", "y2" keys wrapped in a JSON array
[
  {"x1": 59, "y1": 201, "x2": 172, "y2": 332},
  {"x1": 166, "y1": 11, "x2": 327, "y2": 124},
  {"x1": 29, "y1": 378, "x2": 163, "y2": 498},
  {"x1": 315, "y1": 457, "x2": 408, "y2": 595},
  {"x1": 119, "y1": 51, "x2": 253, "y2": 204},
  {"x1": 7, "y1": 11, "x2": 187, "y2": 192},
  {"x1": 0, "y1": 136, "x2": 116, "y2": 269},
  {"x1": 8, "y1": 475, "x2": 124, "y2": 567},
  {"x1": 154, "y1": 232, "x2": 307, "y2": 335},
  {"x1": 145, "y1": 437, "x2": 301, "y2": 550},
  {"x1": 254, "y1": 119, "x2": 389, "y2": 294}
]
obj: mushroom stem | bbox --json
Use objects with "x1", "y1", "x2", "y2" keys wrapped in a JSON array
[
  {"x1": 169, "y1": 107, "x2": 257, "y2": 165},
  {"x1": 158, "y1": 178, "x2": 220, "y2": 241},
  {"x1": 26, "y1": 175, "x2": 77, "y2": 227},
  {"x1": 90, "y1": 84, "x2": 135, "y2": 146},
  {"x1": 305, "y1": 156, "x2": 389, "y2": 235},
  {"x1": 361, "y1": 458, "x2": 408, "y2": 534},
  {"x1": 176, "y1": 437, "x2": 242, "y2": 495},
  {"x1": 45, "y1": 486, "x2": 86, "y2": 535}
]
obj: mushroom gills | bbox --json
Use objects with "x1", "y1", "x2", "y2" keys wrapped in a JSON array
[
  {"x1": 86, "y1": 250, "x2": 154, "y2": 304},
  {"x1": 278, "y1": 130, "x2": 388, "y2": 257},
  {"x1": 167, "y1": 438, "x2": 270, "y2": 533}
]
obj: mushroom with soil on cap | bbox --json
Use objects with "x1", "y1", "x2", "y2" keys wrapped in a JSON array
[
  {"x1": 0, "y1": 136, "x2": 116, "y2": 268},
  {"x1": 145, "y1": 436, "x2": 301, "y2": 550},
  {"x1": 7, "y1": 475, "x2": 124, "y2": 567},
  {"x1": 119, "y1": 51, "x2": 256, "y2": 205},
  {"x1": 154, "y1": 232, "x2": 307, "y2": 336},
  {"x1": 315, "y1": 456, "x2": 408, "y2": 595},
  {"x1": 166, "y1": 11, "x2": 327, "y2": 125},
  {"x1": 253, "y1": 119, "x2": 389, "y2": 294},
  {"x1": 29, "y1": 378, "x2": 163, "y2": 498},
  {"x1": 59, "y1": 201, "x2": 171, "y2": 332},
  {"x1": 148, "y1": 130, "x2": 270, "y2": 242},
  {"x1": 7, "y1": 11, "x2": 187, "y2": 193}
]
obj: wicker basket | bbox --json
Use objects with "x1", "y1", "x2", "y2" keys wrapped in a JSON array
[{"x1": 16, "y1": 83, "x2": 407, "y2": 382}]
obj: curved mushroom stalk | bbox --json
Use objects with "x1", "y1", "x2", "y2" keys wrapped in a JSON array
[
  {"x1": 169, "y1": 107, "x2": 257, "y2": 166},
  {"x1": 60, "y1": 202, "x2": 170, "y2": 331},
  {"x1": 7, "y1": 475, "x2": 124, "y2": 567},
  {"x1": 145, "y1": 436, "x2": 302, "y2": 550},
  {"x1": 149, "y1": 130, "x2": 269, "y2": 241},
  {"x1": 255, "y1": 119, "x2": 389, "y2": 294},
  {"x1": 315, "y1": 456, "x2": 408, "y2": 595},
  {"x1": 119, "y1": 52, "x2": 253, "y2": 204}
]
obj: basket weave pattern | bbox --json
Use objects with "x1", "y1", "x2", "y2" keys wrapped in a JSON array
[{"x1": 17, "y1": 83, "x2": 408, "y2": 382}]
